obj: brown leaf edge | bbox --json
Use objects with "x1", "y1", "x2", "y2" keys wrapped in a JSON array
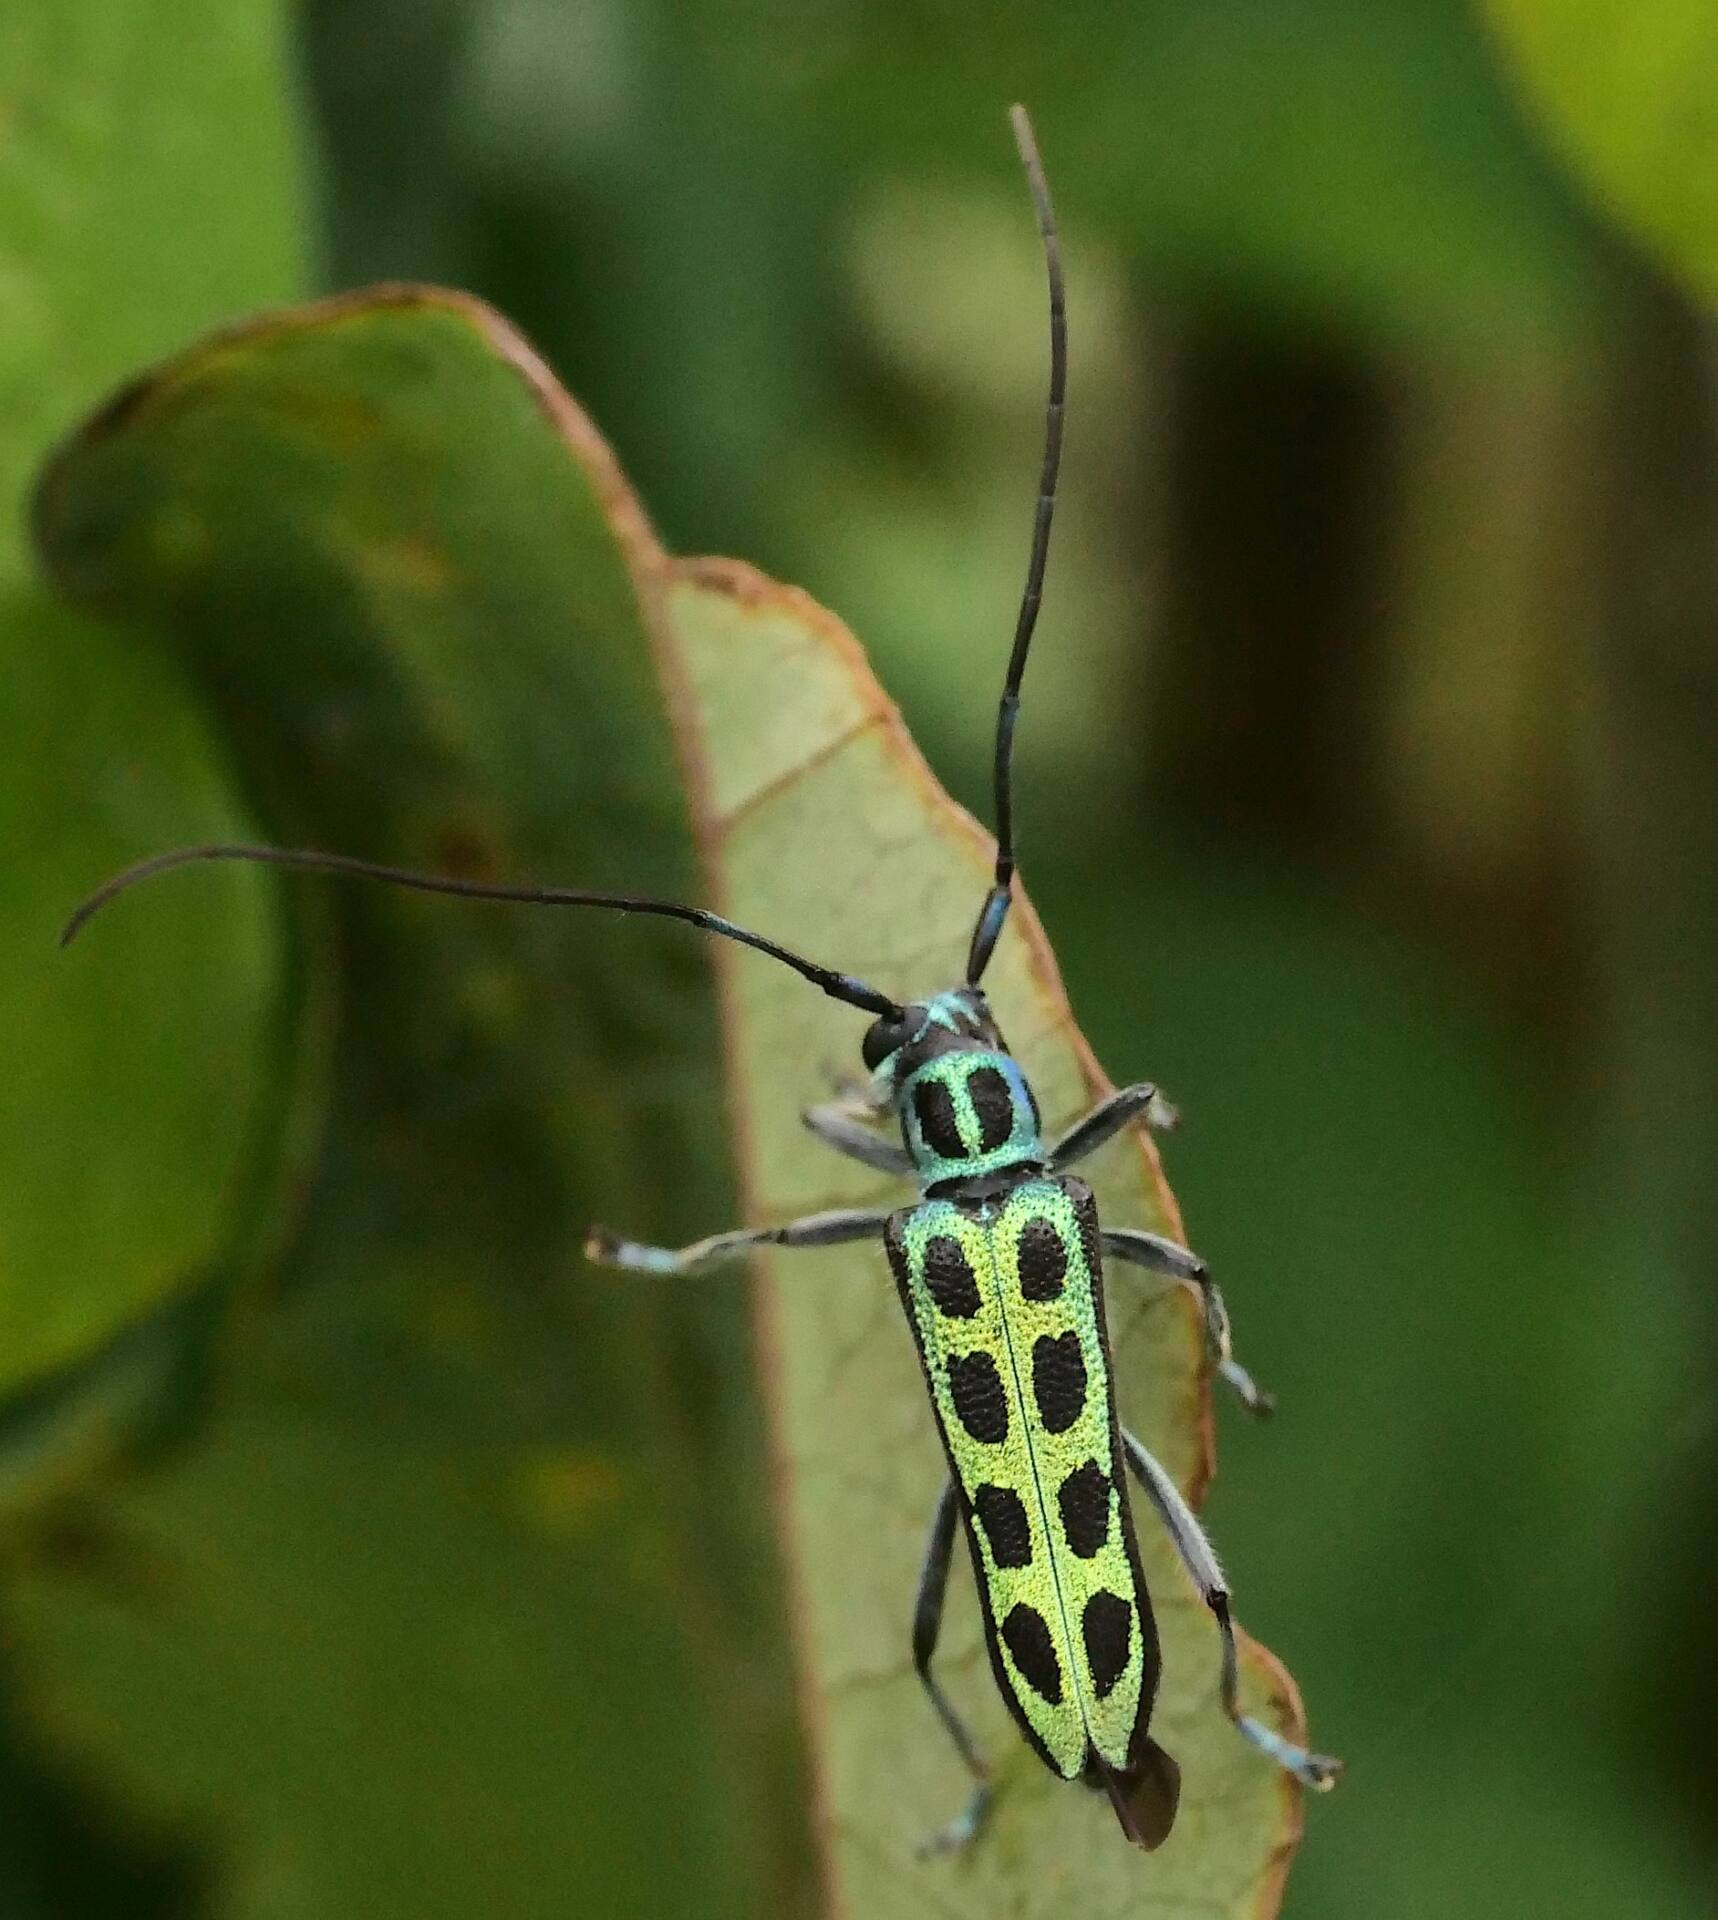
[{"x1": 40, "y1": 283, "x2": 1311, "y2": 1918}]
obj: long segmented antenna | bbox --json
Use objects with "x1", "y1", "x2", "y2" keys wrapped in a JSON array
[
  {"x1": 966, "y1": 103, "x2": 1066, "y2": 987},
  {"x1": 61, "y1": 843, "x2": 906, "y2": 1020}
]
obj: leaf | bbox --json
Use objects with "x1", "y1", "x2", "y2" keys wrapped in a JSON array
[
  {"x1": 0, "y1": 0, "x2": 306, "y2": 1420},
  {"x1": 666, "y1": 569, "x2": 1309, "y2": 1915},
  {"x1": 24, "y1": 290, "x2": 795, "y2": 1917},
  {"x1": 25, "y1": 290, "x2": 1319, "y2": 1914},
  {"x1": 0, "y1": 4, "x2": 304, "y2": 577},
  {"x1": 1483, "y1": 0, "x2": 1718, "y2": 303},
  {"x1": 0, "y1": 593, "x2": 301, "y2": 1408}
]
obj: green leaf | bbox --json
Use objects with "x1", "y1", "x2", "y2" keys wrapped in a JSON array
[
  {"x1": 1484, "y1": 0, "x2": 1718, "y2": 302},
  {"x1": 24, "y1": 290, "x2": 1320, "y2": 1913},
  {"x1": 23, "y1": 291, "x2": 801, "y2": 1918},
  {"x1": 0, "y1": 5, "x2": 304, "y2": 578},
  {"x1": 0, "y1": 593, "x2": 293, "y2": 1405},
  {"x1": 0, "y1": 1, "x2": 305, "y2": 1420},
  {"x1": 668, "y1": 562, "x2": 1310, "y2": 1911}
]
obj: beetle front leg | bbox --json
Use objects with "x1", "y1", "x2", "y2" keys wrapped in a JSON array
[
  {"x1": 1046, "y1": 1082, "x2": 1181, "y2": 1170},
  {"x1": 801, "y1": 1101, "x2": 914, "y2": 1177}
]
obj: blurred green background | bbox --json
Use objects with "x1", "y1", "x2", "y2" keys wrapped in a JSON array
[{"x1": 4, "y1": 1, "x2": 1717, "y2": 1914}]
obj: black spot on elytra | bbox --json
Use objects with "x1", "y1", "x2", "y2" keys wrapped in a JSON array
[
  {"x1": 947, "y1": 1350, "x2": 1009, "y2": 1444},
  {"x1": 1057, "y1": 1458, "x2": 1112, "y2": 1558},
  {"x1": 1083, "y1": 1590, "x2": 1133, "y2": 1699},
  {"x1": 923, "y1": 1236, "x2": 981, "y2": 1319},
  {"x1": 1002, "y1": 1603, "x2": 1063, "y2": 1705},
  {"x1": 967, "y1": 1066, "x2": 1015, "y2": 1153},
  {"x1": 1017, "y1": 1217, "x2": 1068, "y2": 1301},
  {"x1": 971, "y1": 1484, "x2": 1033, "y2": 1569},
  {"x1": 1031, "y1": 1330, "x2": 1087, "y2": 1434},
  {"x1": 913, "y1": 1078, "x2": 966, "y2": 1161}
]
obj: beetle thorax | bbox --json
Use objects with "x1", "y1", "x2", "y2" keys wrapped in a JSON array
[{"x1": 866, "y1": 988, "x2": 1045, "y2": 1191}]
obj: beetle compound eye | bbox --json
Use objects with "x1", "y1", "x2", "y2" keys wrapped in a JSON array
[{"x1": 862, "y1": 1014, "x2": 912, "y2": 1070}]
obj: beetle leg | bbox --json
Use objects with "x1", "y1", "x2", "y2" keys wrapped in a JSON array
[
  {"x1": 1046, "y1": 1082, "x2": 1180, "y2": 1169},
  {"x1": 1120, "y1": 1429, "x2": 1341, "y2": 1790},
  {"x1": 1102, "y1": 1229, "x2": 1274, "y2": 1416},
  {"x1": 912, "y1": 1479, "x2": 994, "y2": 1858},
  {"x1": 584, "y1": 1207, "x2": 888, "y2": 1277},
  {"x1": 802, "y1": 1101, "x2": 914, "y2": 1177}
]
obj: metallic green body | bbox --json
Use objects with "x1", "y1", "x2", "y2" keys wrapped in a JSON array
[{"x1": 871, "y1": 993, "x2": 1163, "y2": 1792}]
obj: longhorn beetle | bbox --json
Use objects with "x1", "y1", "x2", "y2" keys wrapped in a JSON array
[{"x1": 62, "y1": 106, "x2": 1339, "y2": 1854}]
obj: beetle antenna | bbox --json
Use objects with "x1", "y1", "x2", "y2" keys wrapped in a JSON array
[
  {"x1": 966, "y1": 103, "x2": 1065, "y2": 988},
  {"x1": 60, "y1": 843, "x2": 906, "y2": 1020}
]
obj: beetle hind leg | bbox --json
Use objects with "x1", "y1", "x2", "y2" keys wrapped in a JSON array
[
  {"x1": 1213, "y1": 1596, "x2": 1343, "y2": 1788},
  {"x1": 1122, "y1": 1428, "x2": 1342, "y2": 1790},
  {"x1": 912, "y1": 1481, "x2": 994, "y2": 1858},
  {"x1": 918, "y1": 1786, "x2": 993, "y2": 1861}
]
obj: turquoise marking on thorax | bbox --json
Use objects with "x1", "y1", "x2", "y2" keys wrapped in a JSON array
[
  {"x1": 897, "y1": 1049, "x2": 1044, "y2": 1187},
  {"x1": 921, "y1": 989, "x2": 973, "y2": 1032}
]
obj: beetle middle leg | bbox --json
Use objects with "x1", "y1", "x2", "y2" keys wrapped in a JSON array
[
  {"x1": 1102, "y1": 1228, "x2": 1274, "y2": 1416},
  {"x1": 585, "y1": 1207, "x2": 889, "y2": 1276},
  {"x1": 1120, "y1": 1428, "x2": 1341, "y2": 1790}
]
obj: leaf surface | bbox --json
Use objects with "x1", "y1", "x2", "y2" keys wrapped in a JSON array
[
  {"x1": 0, "y1": 0, "x2": 304, "y2": 1417},
  {"x1": 26, "y1": 289, "x2": 1317, "y2": 1915},
  {"x1": 665, "y1": 561, "x2": 1307, "y2": 1917},
  {"x1": 25, "y1": 289, "x2": 789, "y2": 1918}
]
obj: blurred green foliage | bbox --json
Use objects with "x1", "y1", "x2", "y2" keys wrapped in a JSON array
[
  {"x1": 4, "y1": 1, "x2": 1717, "y2": 1915},
  {"x1": 1487, "y1": 1, "x2": 1718, "y2": 304},
  {"x1": 0, "y1": 5, "x2": 304, "y2": 1403}
]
